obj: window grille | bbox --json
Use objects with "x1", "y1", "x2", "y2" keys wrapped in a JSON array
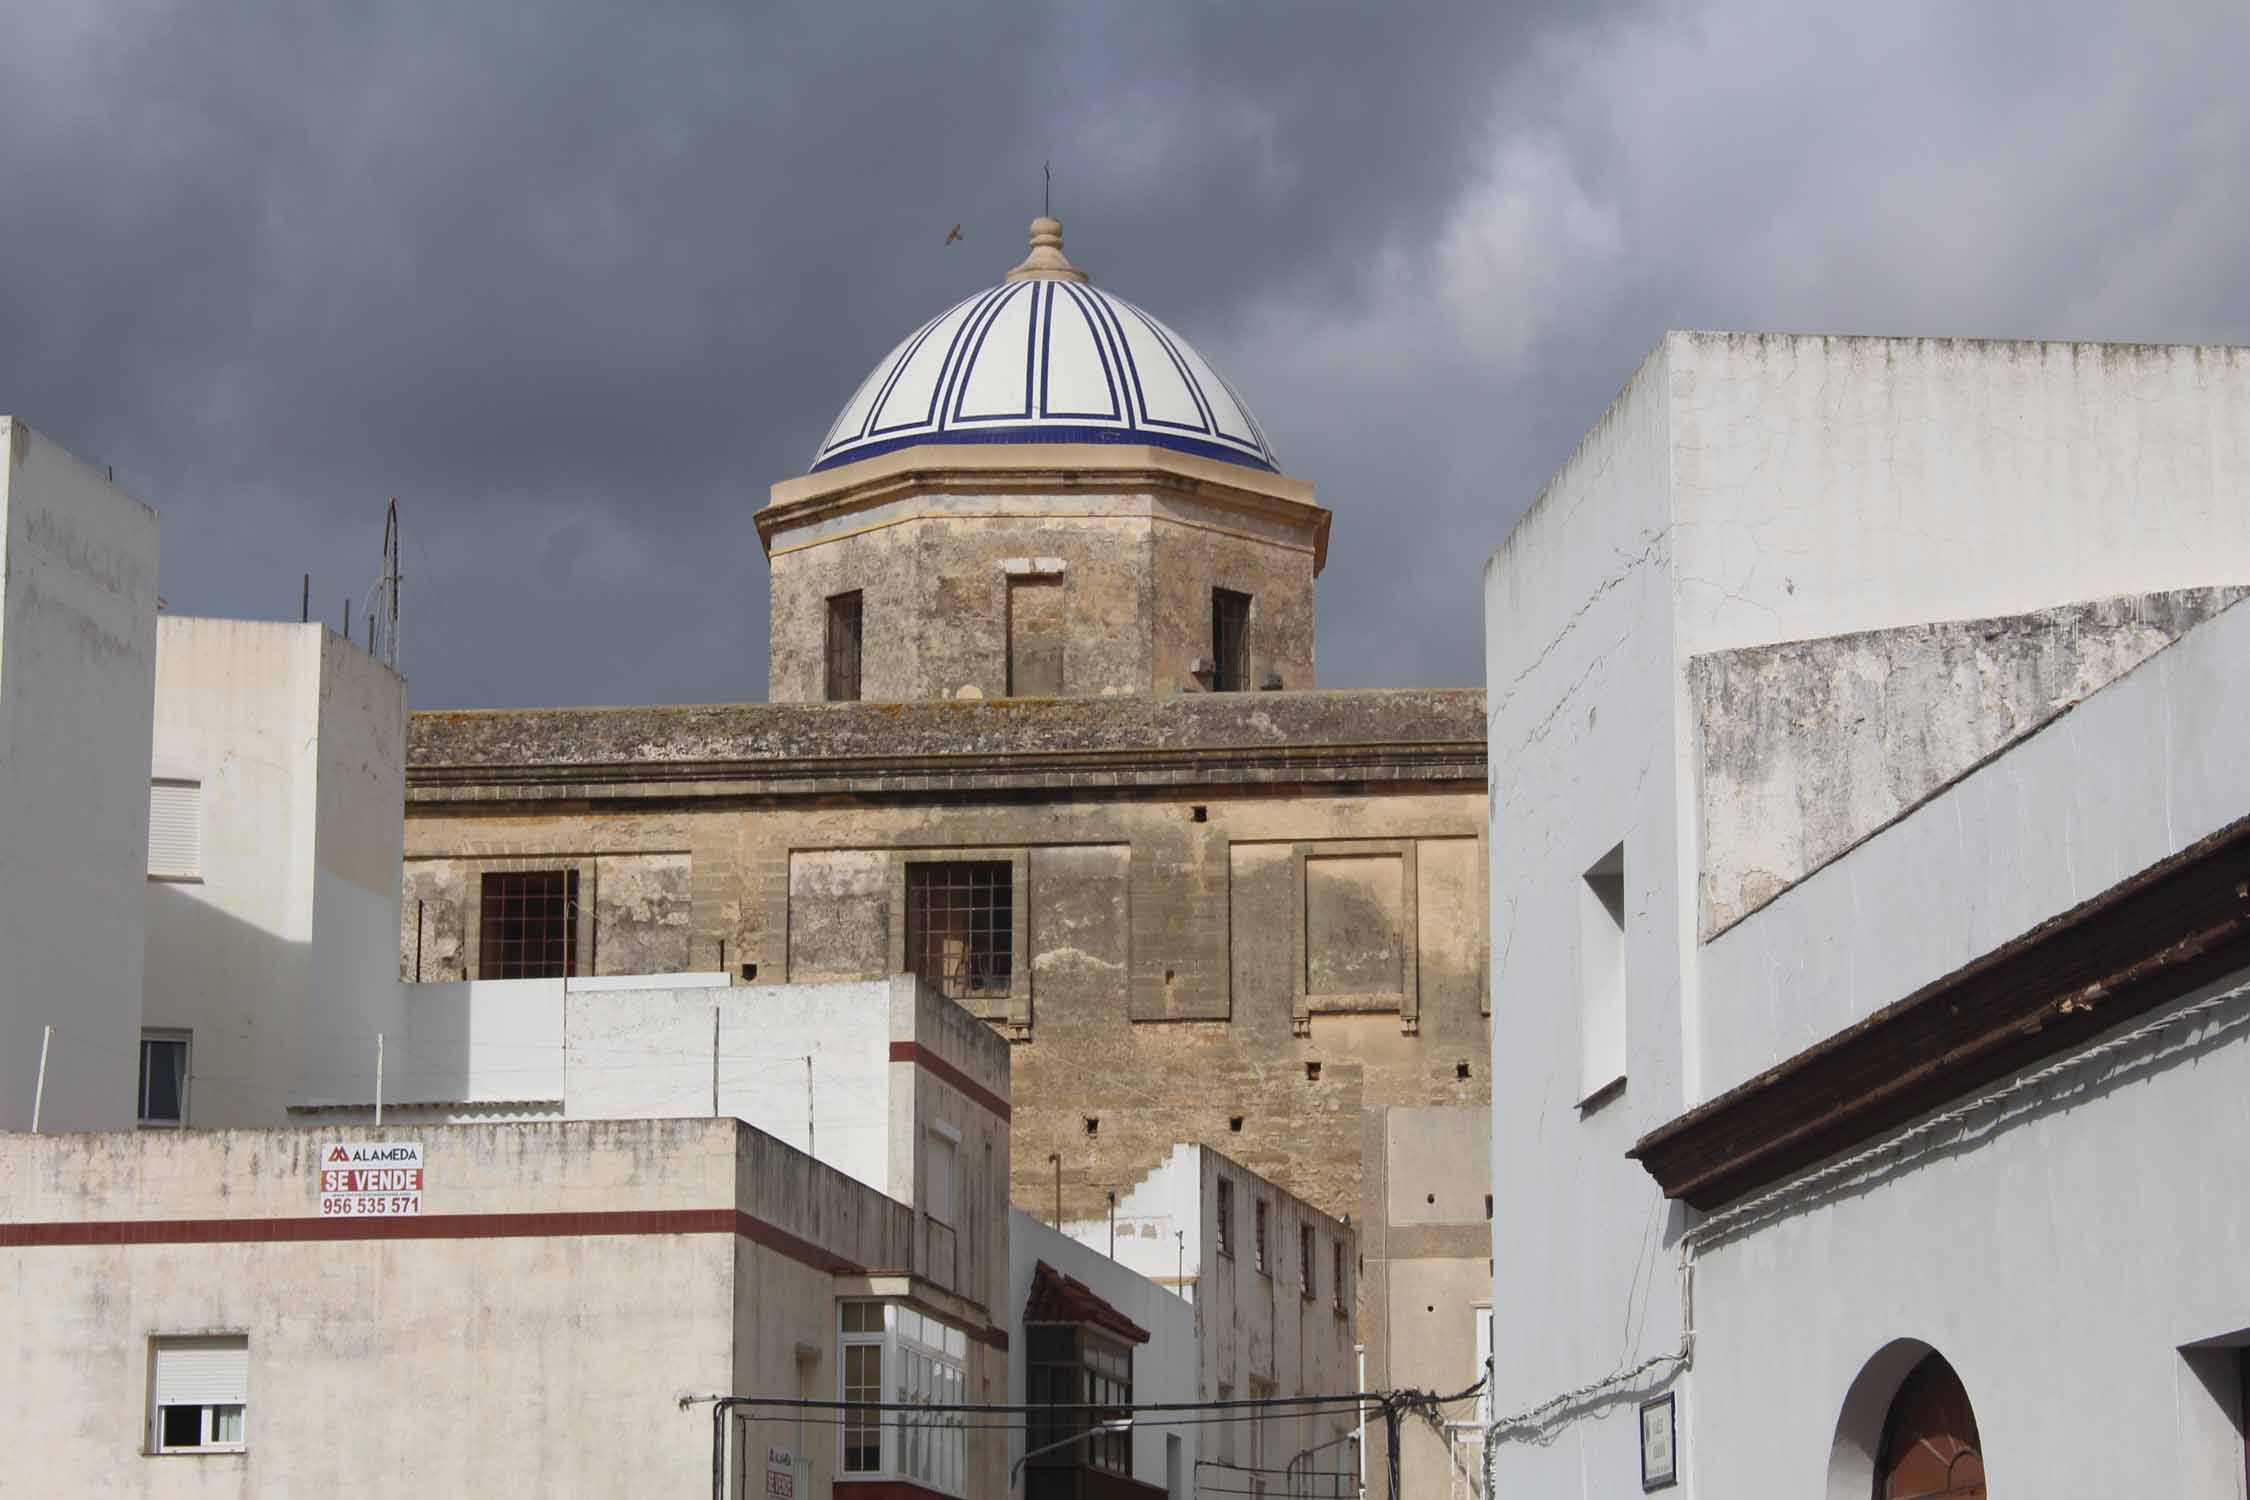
[
  {"x1": 826, "y1": 591, "x2": 864, "y2": 702},
  {"x1": 479, "y1": 870, "x2": 578, "y2": 979},
  {"x1": 1211, "y1": 588, "x2": 1251, "y2": 692},
  {"x1": 1215, "y1": 1177, "x2": 1234, "y2": 1258},
  {"x1": 1254, "y1": 1197, "x2": 1270, "y2": 1275},
  {"x1": 1334, "y1": 1240, "x2": 1348, "y2": 1312},
  {"x1": 1300, "y1": 1224, "x2": 1316, "y2": 1300},
  {"x1": 904, "y1": 861, "x2": 1012, "y2": 1000}
]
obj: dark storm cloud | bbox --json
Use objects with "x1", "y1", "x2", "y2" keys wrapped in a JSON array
[{"x1": 3, "y1": 2, "x2": 2247, "y2": 706}]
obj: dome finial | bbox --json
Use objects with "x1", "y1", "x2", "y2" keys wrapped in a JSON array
[{"x1": 1007, "y1": 217, "x2": 1089, "y2": 284}]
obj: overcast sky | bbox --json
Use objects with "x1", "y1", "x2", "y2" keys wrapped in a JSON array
[{"x1": 4, "y1": 2, "x2": 2246, "y2": 708}]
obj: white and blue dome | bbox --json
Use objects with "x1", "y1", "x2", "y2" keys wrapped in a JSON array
[{"x1": 812, "y1": 219, "x2": 1279, "y2": 474}]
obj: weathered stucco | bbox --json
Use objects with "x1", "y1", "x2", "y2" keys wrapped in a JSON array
[
  {"x1": 0, "y1": 1118, "x2": 1007, "y2": 1500},
  {"x1": 1693, "y1": 585, "x2": 2247, "y2": 937}
]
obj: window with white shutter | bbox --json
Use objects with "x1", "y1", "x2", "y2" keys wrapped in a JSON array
[
  {"x1": 150, "y1": 1336, "x2": 247, "y2": 1452},
  {"x1": 147, "y1": 780, "x2": 203, "y2": 881}
]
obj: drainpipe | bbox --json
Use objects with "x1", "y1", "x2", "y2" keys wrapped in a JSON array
[{"x1": 1356, "y1": 1344, "x2": 1367, "y2": 1500}]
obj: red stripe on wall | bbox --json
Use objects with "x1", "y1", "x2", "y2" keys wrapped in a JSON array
[
  {"x1": 888, "y1": 1041, "x2": 1011, "y2": 1122},
  {"x1": 0, "y1": 1208, "x2": 737, "y2": 1249},
  {"x1": 0, "y1": 1208, "x2": 1012, "y2": 1347}
]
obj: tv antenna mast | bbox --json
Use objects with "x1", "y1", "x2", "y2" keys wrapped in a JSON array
[{"x1": 362, "y1": 498, "x2": 402, "y2": 669}]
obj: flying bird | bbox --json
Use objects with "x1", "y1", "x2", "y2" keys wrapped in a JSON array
[{"x1": 945, "y1": 224, "x2": 962, "y2": 244}]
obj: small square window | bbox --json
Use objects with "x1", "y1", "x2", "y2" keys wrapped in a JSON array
[
  {"x1": 139, "y1": 1031, "x2": 190, "y2": 1128},
  {"x1": 150, "y1": 1336, "x2": 247, "y2": 1453}
]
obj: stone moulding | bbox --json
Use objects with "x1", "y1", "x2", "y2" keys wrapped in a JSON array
[{"x1": 759, "y1": 442, "x2": 1332, "y2": 574}]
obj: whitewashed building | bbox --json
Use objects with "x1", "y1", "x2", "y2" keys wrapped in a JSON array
[
  {"x1": 0, "y1": 418, "x2": 159, "y2": 1134},
  {"x1": 143, "y1": 615, "x2": 407, "y2": 1129},
  {"x1": 1058, "y1": 1143, "x2": 1361, "y2": 1498},
  {"x1": 1484, "y1": 334, "x2": 2250, "y2": 1497}
]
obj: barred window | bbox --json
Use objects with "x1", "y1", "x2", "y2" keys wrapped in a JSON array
[
  {"x1": 1216, "y1": 1177, "x2": 1234, "y2": 1258},
  {"x1": 905, "y1": 861, "x2": 1012, "y2": 1000},
  {"x1": 1301, "y1": 1223, "x2": 1316, "y2": 1300},
  {"x1": 1254, "y1": 1197, "x2": 1270, "y2": 1276},
  {"x1": 479, "y1": 870, "x2": 578, "y2": 979}
]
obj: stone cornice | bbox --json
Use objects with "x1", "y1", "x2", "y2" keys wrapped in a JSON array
[
  {"x1": 406, "y1": 689, "x2": 1487, "y2": 806},
  {"x1": 760, "y1": 443, "x2": 1332, "y2": 574}
]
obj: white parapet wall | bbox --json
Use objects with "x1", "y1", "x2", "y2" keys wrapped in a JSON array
[{"x1": 0, "y1": 418, "x2": 159, "y2": 1132}]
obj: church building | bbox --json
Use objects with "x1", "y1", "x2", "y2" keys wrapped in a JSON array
[{"x1": 400, "y1": 222, "x2": 1495, "y2": 1494}]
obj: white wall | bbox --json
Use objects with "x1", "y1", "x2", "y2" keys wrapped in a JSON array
[
  {"x1": 308, "y1": 974, "x2": 901, "y2": 1197},
  {"x1": 1680, "y1": 597, "x2": 2250, "y2": 1495},
  {"x1": 1009, "y1": 1207, "x2": 1199, "y2": 1497},
  {"x1": 1484, "y1": 334, "x2": 2250, "y2": 1498},
  {"x1": 1060, "y1": 1142, "x2": 1204, "y2": 1301},
  {"x1": 0, "y1": 418, "x2": 159, "y2": 1132},
  {"x1": 143, "y1": 618, "x2": 404, "y2": 1127},
  {"x1": 1483, "y1": 349, "x2": 1692, "y2": 1497}
]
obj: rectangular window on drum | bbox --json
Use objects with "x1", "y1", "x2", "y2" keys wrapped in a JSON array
[
  {"x1": 826, "y1": 590, "x2": 864, "y2": 702},
  {"x1": 1211, "y1": 588, "x2": 1251, "y2": 692}
]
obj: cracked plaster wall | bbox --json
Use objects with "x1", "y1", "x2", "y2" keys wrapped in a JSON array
[{"x1": 1694, "y1": 585, "x2": 2248, "y2": 938}]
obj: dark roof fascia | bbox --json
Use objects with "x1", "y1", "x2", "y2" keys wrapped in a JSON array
[{"x1": 1629, "y1": 812, "x2": 2250, "y2": 1210}]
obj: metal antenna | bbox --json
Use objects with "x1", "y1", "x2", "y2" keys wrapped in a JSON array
[{"x1": 358, "y1": 498, "x2": 403, "y2": 669}]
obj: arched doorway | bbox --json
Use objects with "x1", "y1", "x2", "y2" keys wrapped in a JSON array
[{"x1": 1875, "y1": 1351, "x2": 1985, "y2": 1498}]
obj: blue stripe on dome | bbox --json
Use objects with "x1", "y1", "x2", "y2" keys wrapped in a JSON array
[
  {"x1": 808, "y1": 424, "x2": 1280, "y2": 475},
  {"x1": 811, "y1": 280, "x2": 1280, "y2": 473}
]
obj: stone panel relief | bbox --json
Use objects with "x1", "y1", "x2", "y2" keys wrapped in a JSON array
[
  {"x1": 1304, "y1": 853, "x2": 1408, "y2": 996},
  {"x1": 591, "y1": 853, "x2": 692, "y2": 976},
  {"x1": 1412, "y1": 837, "x2": 1487, "y2": 1020},
  {"x1": 786, "y1": 849, "x2": 890, "y2": 980},
  {"x1": 400, "y1": 861, "x2": 467, "y2": 982}
]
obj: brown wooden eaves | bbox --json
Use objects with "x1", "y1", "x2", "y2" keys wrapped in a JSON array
[{"x1": 1629, "y1": 813, "x2": 2250, "y2": 1211}]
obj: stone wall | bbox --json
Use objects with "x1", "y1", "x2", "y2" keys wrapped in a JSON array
[
  {"x1": 757, "y1": 448, "x2": 1326, "y2": 703},
  {"x1": 402, "y1": 689, "x2": 1488, "y2": 1234}
]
